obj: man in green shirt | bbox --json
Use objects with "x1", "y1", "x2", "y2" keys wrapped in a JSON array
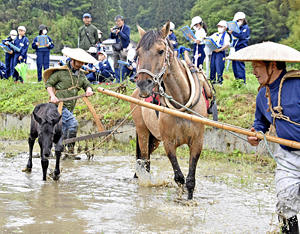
[
  {"x1": 44, "y1": 47, "x2": 97, "y2": 153},
  {"x1": 78, "y1": 13, "x2": 98, "y2": 51}
]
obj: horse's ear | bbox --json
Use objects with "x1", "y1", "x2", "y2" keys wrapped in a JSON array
[
  {"x1": 137, "y1": 24, "x2": 146, "y2": 39},
  {"x1": 33, "y1": 111, "x2": 43, "y2": 124},
  {"x1": 160, "y1": 21, "x2": 170, "y2": 39}
]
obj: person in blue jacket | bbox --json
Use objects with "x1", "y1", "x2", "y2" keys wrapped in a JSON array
[
  {"x1": 227, "y1": 42, "x2": 300, "y2": 233},
  {"x1": 2, "y1": 30, "x2": 18, "y2": 79},
  {"x1": 110, "y1": 15, "x2": 130, "y2": 83},
  {"x1": 209, "y1": 20, "x2": 231, "y2": 85},
  {"x1": 228, "y1": 12, "x2": 250, "y2": 83},
  {"x1": 86, "y1": 51, "x2": 114, "y2": 83},
  {"x1": 32, "y1": 25, "x2": 54, "y2": 82},
  {"x1": 12, "y1": 26, "x2": 29, "y2": 82},
  {"x1": 168, "y1": 22, "x2": 178, "y2": 55}
]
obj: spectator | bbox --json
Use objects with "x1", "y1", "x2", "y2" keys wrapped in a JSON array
[
  {"x1": 110, "y1": 15, "x2": 130, "y2": 83},
  {"x1": 12, "y1": 26, "x2": 29, "y2": 82},
  {"x1": 78, "y1": 13, "x2": 98, "y2": 51},
  {"x1": 190, "y1": 16, "x2": 207, "y2": 69},
  {"x1": 168, "y1": 22, "x2": 178, "y2": 54},
  {"x1": 121, "y1": 44, "x2": 136, "y2": 82},
  {"x1": 228, "y1": 11, "x2": 250, "y2": 83},
  {"x1": 96, "y1": 30, "x2": 103, "y2": 53},
  {"x1": 86, "y1": 51, "x2": 114, "y2": 83},
  {"x1": 209, "y1": 20, "x2": 230, "y2": 85},
  {"x1": 2, "y1": 30, "x2": 17, "y2": 79},
  {"x1": 32, "y1": 25, "x2": 54, "y2": 82}
]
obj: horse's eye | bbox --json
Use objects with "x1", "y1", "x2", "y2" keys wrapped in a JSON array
[{"x1": 158, "y1": 50, "x2": 164, "y2": 55}]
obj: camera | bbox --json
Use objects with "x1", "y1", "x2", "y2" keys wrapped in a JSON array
[{"x1": 112, "y1": 26, "x2": 119, "y2": 33}]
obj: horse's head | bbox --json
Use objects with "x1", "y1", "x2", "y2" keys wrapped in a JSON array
[
  {"x1": 33, "y1": 104, "x2": 61, "y2": 157},
  {"x1": 136, "y1": 22, "x2": 173, "y2": 98}
]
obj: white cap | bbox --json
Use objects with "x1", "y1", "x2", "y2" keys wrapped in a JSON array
[
  {"x1": 17, "y1": 26, "x2": 26, "y2": 32},
  {"x1": 233, "y1": 12, "x2": 246, "y2": 21},
  {"x1": 10, "y1": 30, "x2": 18, "y2": 36},
  {"x1": 87, "y1": 47, "x2": 97, "y2": 53},
  {"x1": 217, "y1": 20, "x2": 227, "y2": 28},
  {"x1": 190, "y1": 16, "x2": 202, "y2": 28},
  {"x1": 170, "y1": 22, "x2": 175, "y2": 31}
]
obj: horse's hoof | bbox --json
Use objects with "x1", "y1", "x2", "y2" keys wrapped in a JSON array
[
  {"x1": 52, "y1": 174, "x2": 60, "y2": 181},
  {"x1": 133, "y1": 173, "x2": 138, "y2": 179},
  {"x1": 187, "y1": 192, "x2": 193, "y2": 200},
  {"x1": 22, "y1": 167, "x2": 31, "y2": 173}
]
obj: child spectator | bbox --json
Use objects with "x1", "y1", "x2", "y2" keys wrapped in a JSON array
[
  {"x1": 32, "y1": 25, "x2": 54, "y2": 82},
  {"x1": 168, "y1": 22, "x2": 178, "y2": 55},
  {"x1": 2, "y1": 30, "x2": 17, "y2": 79},
  {"x1": 86, "y1": 51, "x2": 114, "y2": 83},
  {"x1": 190, "y1": 16, "x2": 207, "y2": 69},
  {"x1": 209, "y1": 20, "x2": 231, "y2": 85},
  {"x1": 12, "y1": 26, "x2": 29, "y2": 82}
]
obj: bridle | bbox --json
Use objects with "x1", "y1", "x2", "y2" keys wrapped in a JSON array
[{"x1": 135, "y1": 38, "x2": 172, "y2": 95}]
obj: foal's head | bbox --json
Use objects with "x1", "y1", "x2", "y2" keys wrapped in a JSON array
[
  {"x1": 136, "y1": 22, "x2": 173, "y2": 98},
  {"x1": 33, "y1": 104, "x2": 61, "y2": 157}
]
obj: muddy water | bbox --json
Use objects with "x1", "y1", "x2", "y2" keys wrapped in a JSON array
[{"x1": 0, "y1": 142, "x2": 280, "y2": 233}]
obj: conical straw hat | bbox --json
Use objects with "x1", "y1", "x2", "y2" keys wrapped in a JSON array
[
  {"x1": 226, "y1": 41, "x2": 300, "y2": 63},
  {"x1": 62, "y1": 47, "x2": 97, "y2": 64}
]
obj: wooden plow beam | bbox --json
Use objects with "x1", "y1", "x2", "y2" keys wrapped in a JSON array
[{"x1": 97, "y1": 87, "x2": 300, "y2": 150}]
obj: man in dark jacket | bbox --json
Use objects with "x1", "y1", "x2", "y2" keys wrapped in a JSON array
[
  {"x1": 110, "y1": 15, "x2": 130, "y2": 83},
  {"x1": 78, "y1": 13, "x2": 98, "y2": 51}
]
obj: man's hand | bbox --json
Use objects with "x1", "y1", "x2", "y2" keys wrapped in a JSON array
[
  {"x1": 247, "y1": 127, "x2": 261, "y2": 146},
  {"x1": 50, "y1": 95, "x2": 60, "y2": 104},
  {"x1": 18, "y1": 56, "x2": 23, "y2": 61},
  {"x1": 36, "y1": 42, "x2": 40, "y2": 46},
  {"x1": 85, "y1": 87, "x2": 94, "y2": 97},
  {"x1": 4, "y1": 41, "x2": 9, "y2": 45},
  {"x1": 228, "y1": 30, "x2": 233, "y2": 34},
  {"x1": 214, "y1": 48, "x2": 222, "y2": 53}
]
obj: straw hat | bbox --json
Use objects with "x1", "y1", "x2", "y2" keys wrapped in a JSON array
[
  {"x1": 226, "y1": 41, "x2": 300, "y2": 63},
  {"x1": 62, "y1": 47, "x2": 97, "y2": 64}
]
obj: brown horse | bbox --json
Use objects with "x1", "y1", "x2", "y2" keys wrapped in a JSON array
[{"x1": 131, "y1": 22, "x2": 208, "y2": 199}]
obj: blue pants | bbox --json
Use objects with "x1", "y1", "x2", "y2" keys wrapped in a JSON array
[
  {"x1": 192, "y1": 44, "x2": 205, "y2": 68},
  {"x1": 4, "y1": 53, "x2": 13, "y2": 79},
  {"x1": 232, "y1": 47, "x2": 246, "y2": 83},
  {"x1": 12, "y1": 53, "x2": 26, "y2": 82},
  {"x1": 36, "y1": 51, "x2": 50, "y2": 82},
  {"x1": 210, "y1": 51, "x2": 225, "y2": 83},
  {"x1": 62, "y1": 107, "x2": 78, "y2": 136}
]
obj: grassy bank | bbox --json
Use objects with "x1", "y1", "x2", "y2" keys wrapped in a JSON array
[{"x1": 0, "y1": 67, "x2": 259, "y2": 127}]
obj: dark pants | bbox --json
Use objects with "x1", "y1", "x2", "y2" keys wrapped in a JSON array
[
  {"x1": 232, "y1": 47, "x2": 246, "y2": 83},
  {"x1": 192, "y1": 44, "x2": 206, "y2": 68},
  {"x1": 12, "y1": 53, "x2": 24, "y2": 82},
  {"x1": 4, "y1": 53, "x2": 13, "y2": 79},
  {"x1": 210, "y1": 51, "x2": 225, "y2": 83},
  {"x1": 36, "y1": 51, "x2": 50, "y2": 82},
  {"x1": 86, "y1": 72, "x2": 111, "y2": 83},
  {"x1": 113, "y1": 50, "x2": 127, "y2": 83}
]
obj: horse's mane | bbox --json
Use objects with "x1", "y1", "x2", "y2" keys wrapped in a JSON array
[{"x1": 137, "y1": 30, "x2": 173, "y2": 51}]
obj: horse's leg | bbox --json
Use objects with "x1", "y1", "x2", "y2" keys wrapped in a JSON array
[
  {"x1": 39, "y1": 145, "x2": 49, "y2": 181},
  {"x1": 186, "y1": 141, "x2": 203, "y2": 200},
  {"x1": 25, "y1": 136, "x2": 36, "y2": 172},
  {"x1": 135, "y1": 129, "x2": 151, "y2": 173},
  {"x1": 53, "y1": 135, "x2": 63, "y2": 181},
  {"x1": 164, "y1": 142, "x2": 185, "y2": 185}
]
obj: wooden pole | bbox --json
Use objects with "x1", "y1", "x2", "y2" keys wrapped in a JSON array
[{"x1": 97, "y1": 87, "x2": 300, "y2": 150}]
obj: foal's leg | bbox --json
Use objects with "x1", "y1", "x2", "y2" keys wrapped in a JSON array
[
  {"x1": 39, "y1": 146, "x2": 49, "y2": 181},
  {"x1": 53, "y1": 136, "x2": 63, "y2": 181},
  {"x1": 186, "y1": 141, "x2": 203, "y2": 200},
  {"x1": 25, "y1": 136, "x2": 36, "y2": 172},
  {"x1": 164, "y1": 142, "x2": 185, "y2": 185}
]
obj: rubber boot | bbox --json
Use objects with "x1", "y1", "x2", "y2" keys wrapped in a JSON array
[
  {"x1": 281, "y1": 215, "x2": 299, "y2": 234},
  {"x1": 67, "y1": 131, "x2": 77, "y2": 155}
]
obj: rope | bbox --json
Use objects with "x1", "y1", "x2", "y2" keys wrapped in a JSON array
[
  {"x1": 161, "y1": 92, "x2": 248, "y2": 142},
  {"x1": 260, "y1": 131, "x2": 300, "y2": 172}
]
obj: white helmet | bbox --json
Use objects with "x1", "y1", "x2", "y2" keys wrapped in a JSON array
[
  {"x1": 233, "y1": 12, "x2": 246, "y2": 21},
  {"x1": 217, "y1": 20, "x2": 227, "y2": 28},
  {"x1": 10, "y1": 30, "x2": 18, "y2": 36},
  {"x1": 169, "y1": 22, "x2": 175, "y2": 31},
  {"x1": 191, "y1": 16, "x2": 202, "y2": 28}
]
